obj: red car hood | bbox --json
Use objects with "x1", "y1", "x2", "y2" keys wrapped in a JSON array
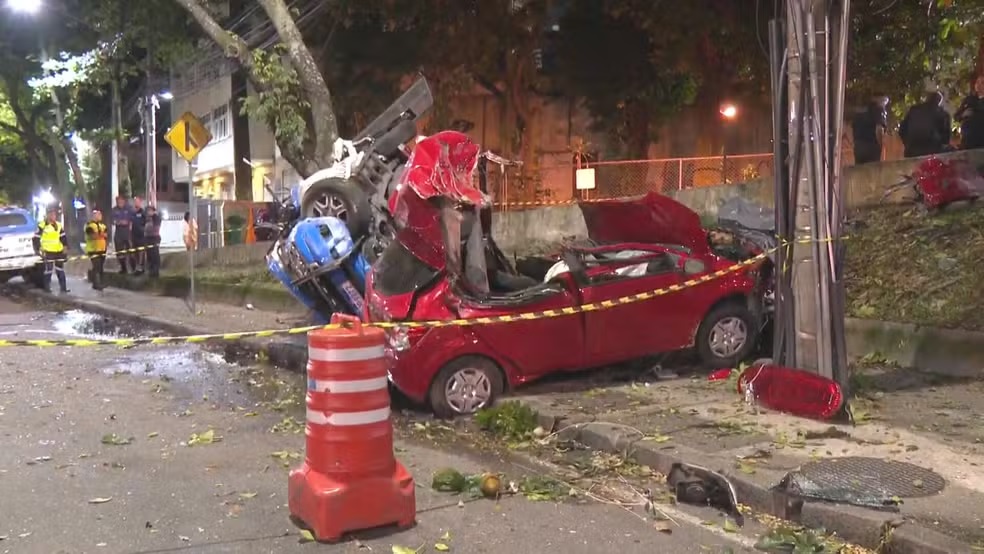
[{"x1": 579, "y1": 192, "x2": 710, "y2": 255}]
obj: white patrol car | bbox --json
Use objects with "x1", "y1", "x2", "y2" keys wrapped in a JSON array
[{"x1": 0, "y1": 205, "x2": 42, "y2": 285}]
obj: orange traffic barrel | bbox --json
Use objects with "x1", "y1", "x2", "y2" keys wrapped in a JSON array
[{"x1": 288, "y1": 314, "x2": 416, "y2": 541}]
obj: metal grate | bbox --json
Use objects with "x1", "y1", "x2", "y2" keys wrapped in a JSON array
[{"x1": 783, "y1": 457, "x2": 945, "y2": 505}]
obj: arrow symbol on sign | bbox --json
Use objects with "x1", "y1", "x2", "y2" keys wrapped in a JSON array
[{"x1": 183, "y1": 120, "x2": 199, "y2": 152}]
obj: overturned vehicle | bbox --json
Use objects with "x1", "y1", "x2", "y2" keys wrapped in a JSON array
[
  {"x1": 265, "y1": 78, "x2": 436, "y2": 322},
  {"x1": 363, "y1": 131, "x2": 776, "y2": 416}
]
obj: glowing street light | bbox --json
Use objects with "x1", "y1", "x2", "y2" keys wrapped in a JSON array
[
  {"x1": 158, "y1": 91, "x2": 174, "y2": 101},
  {"x1": 719, "y1": 103, "x2": 738, "y2": 120},
  {"x1": 6, "y1": 0, "x2": 41, "y2": 14}
]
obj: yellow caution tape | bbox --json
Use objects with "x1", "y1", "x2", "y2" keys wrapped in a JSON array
[
  {"x1": 0, "y1": 234, "x2": 851, "y2": 348},
  {"x1": 50, "y1": 244, "x2": 163, "y2": 264},
  {"x1": 0, "y1": 249, "x2": 773, "y2": 348}
]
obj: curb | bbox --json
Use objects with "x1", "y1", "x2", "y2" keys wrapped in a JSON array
[
  {"x1": 13, "y1": 284, "x2": 308, "y2": 374},
  {"x1": 529, "y1": 408, "x2": 976, "y2": 554}
]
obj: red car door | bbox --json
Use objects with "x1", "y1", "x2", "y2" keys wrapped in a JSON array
[
  {"x1": 454, "y1": 276, "x2": 585, "y2": 378},
  {"x1": 578, "y1": 250, "x2": 697, "y2": 367}
]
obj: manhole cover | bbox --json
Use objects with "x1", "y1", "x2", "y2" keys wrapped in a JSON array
[{"x1": 782, "y1": 457, "x2": 945, "y2": 505}]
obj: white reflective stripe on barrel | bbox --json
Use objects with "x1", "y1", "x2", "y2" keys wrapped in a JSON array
[
  {"x1": 307, "y1": 407, "x2": 391, "y2": 426},
  {"x1": 307, "y1": 376, "x2": 388, "y2": 394},
  {"x1": 308, "y1": 345, "x2": 385, "y2": 362}
]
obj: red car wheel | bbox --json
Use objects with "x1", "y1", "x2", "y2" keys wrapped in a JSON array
[
  {"x1": 428, "y1": 356, "x2": 505, "y2": 419},
  {"x1": 696, "y1": 302, "x2": 758, "y2": 368}
]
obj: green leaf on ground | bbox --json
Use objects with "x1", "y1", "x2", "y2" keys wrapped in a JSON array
[
  {"x1": 434, "y1": 543, "x2": 450, "y2": 552},
  {"x1": 392, "y1": 545, "x2": 422, "y2": 554},
  {"x1": 299, "y1": 529, "x2": 315, "y2": 543},
  {"x1": 187, "y1": 429, "x2": 220, "y2": 446},
  {"x1": 147, "y1": 432, "x2": 159, "y2": 438},
  {"x1": 100, "y1": 433, "x2": 133, "y2": 446},
  {"x1": 723, "y1": 519, "x2": 739, "y2": 533}
]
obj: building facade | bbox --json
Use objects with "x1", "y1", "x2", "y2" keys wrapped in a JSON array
[{"x1": 167, "y1": 0, "x2": 299, "y2": 205}]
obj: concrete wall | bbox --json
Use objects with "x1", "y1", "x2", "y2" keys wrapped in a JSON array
[
  {"x1": 108, "y1": 148, "x2": 984, "y2": 267},
  {"x1": 491, "y1": 149, "x2": 984, "y2": 256}
]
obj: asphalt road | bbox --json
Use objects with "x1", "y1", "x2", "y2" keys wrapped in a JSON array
[{"x1": 0, "y1": 294, "x2": 763, "y2": 554}]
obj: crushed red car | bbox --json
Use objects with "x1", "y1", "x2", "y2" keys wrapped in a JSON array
[{"x1": 366, "y1": 131, "x2": 773, "y2": 417}]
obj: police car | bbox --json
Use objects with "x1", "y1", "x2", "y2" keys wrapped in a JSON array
[{"x1": 0, "y1": 205, "x2": 42, "y2": 285}]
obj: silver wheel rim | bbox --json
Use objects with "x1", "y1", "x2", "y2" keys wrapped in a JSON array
[
  {"x1": 312, "y1": 193, "x2": 348, "y2": 220},
  {"x1": 708, "y1": 316, "x2": 748, "y2": 358},
  {"x1": 444, "y1": 368, "x2": 493, "y2": 414}
]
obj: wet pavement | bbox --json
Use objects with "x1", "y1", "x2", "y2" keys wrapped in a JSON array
[{"x1": 0, "y1": 293, "x2": 771, "y2": 554}]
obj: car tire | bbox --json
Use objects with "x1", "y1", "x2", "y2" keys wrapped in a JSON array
[
  {"x1": 428, "y1": 356, "x2": 505, "y2": 419},
  {"x1": 0, "y1": 271, "x2": 12, "y2": 284},
  {"x1": 300, "y1": 177, "x2": 372, "y2": 238},
  {"x1": 696, "y1": 301, "x2": 758, "y2": 369}
]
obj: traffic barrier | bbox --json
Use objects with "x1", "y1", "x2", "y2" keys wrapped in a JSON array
[{"x1": 288, "y1": 314, "x2": 415, "y2": 542}]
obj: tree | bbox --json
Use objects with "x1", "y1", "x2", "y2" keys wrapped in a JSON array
[
  {"x1": 173, "y1": 0, "x2": 338, "y2": 178},
  {"x1": 849, "y1": 0, "x2": 984, "y2": 116},
  {"x1": 550, "y1": 1, "x2": 696, "y2": 158}
]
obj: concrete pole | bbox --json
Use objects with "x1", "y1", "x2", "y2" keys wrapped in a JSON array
[
  {"x1": 787, "y1": 0, "x2": 829, "y2": 376},
  {"x1": 785, "y1": 0, "x2": 850, "y2": 386}
]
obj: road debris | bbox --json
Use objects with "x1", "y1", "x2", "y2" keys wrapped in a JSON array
[{"x1": 667, "y1": 462, "x2": 743, "y2": 526}]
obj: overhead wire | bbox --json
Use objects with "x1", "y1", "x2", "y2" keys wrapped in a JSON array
[{"x1": 170, "y1": 0, "x2": 326, "y2": 100}]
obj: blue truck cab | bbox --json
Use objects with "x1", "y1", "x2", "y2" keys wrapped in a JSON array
[{"x1": 0, "y1": 205, "x2": 42, "y2": 285}]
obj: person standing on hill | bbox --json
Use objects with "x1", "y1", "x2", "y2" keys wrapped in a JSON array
[
  {"x1": 900, "y1": 92, "x2": 952, "y2": 158},
  {"x1": 955, "y1": 75, "x2": 984, "y2": 151},
  {"x1": 852, "y1": 96, "x2": 889, "y2": 164}
]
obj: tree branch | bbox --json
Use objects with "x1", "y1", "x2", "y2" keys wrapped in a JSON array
[
  {"x1": 172, "y1": 0, "x2": 253, "y2": 68},
  {"x1": 256, "y1": 0, "x2": 338, "y2": 169}
]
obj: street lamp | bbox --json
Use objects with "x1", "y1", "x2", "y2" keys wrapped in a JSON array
[
  {"x1": 719, "y1": 102, "x2": 739, "y2": 183},
  {"x1": 5, "y1": 0, "x2": 41, "y2": 14}
]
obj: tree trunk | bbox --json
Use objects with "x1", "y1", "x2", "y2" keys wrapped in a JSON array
[
  {"x1": 52, "y1": 137, "x2": 90, "y2": 251},
  {"x1": 173, "y1": 0, "x2": 329, "y2": 178},
  {"x1": 975, "y1": 30, "x2": 984, "y2": 84},
  {"x1": 110, "y1": 75, "x2": 132, "y2": 197},
  {"x1": 256, "y1": 0, "x2": 338, "y2": 167}
]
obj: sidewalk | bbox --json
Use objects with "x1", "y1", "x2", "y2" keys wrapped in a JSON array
[
  {"x1": 15, "y1": 275, "x2": 312, "y2": 370},
  {"x1": 516, "y1": 364, "x2": 984, "y2": 553},
  {"x1": 11, "y1": 277, "x2": 983, "y2": 552}
]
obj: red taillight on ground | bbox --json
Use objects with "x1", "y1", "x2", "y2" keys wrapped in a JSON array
[{"x1": 737, "y1": 364, "x2": 844, "y2": 420}]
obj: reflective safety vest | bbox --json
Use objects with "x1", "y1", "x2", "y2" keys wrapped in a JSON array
[
  {"x1": 85, "y1": 221, "x2": 108, "y2": 253},
  {"x1": 38, "y1": 221, "x2": 64, "y2": 253}
]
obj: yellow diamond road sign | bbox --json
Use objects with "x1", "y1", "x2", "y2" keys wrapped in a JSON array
[{"x1": 165, "y1": 111, "x2": 212, "y2": 162}]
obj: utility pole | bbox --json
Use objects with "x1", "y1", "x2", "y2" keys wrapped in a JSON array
[
  {"x1": 144, "y1": 94, "x2": 159, "y2": 206},
  {"x1": 774, "y1": 0, "x2": 850, "y2": 386}
]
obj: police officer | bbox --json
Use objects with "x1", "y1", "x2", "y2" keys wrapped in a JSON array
[
  {"x1": 32, "y1": 206, "x2": 70, "y2": 293},
  {"x1": 84, "y1": 208, "x2": 108, "y2": 290}
]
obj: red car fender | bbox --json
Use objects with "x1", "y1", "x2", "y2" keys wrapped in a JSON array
[{"x1": 387, "y1": 325, "x2": 519, "y2": 402}]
